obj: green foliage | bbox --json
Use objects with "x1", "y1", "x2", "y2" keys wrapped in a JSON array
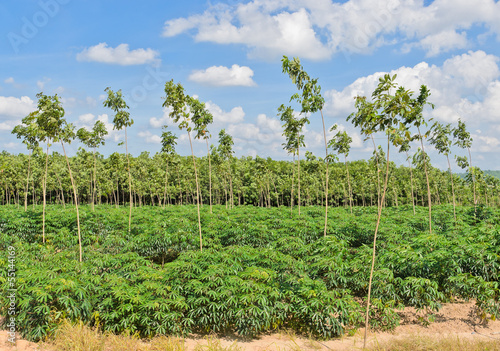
[{"x1": 1, "y1": 205, "x2": 500, "y2": 341}]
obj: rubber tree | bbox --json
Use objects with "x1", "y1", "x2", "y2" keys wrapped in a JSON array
[
  {"x1": 428, "y1": 121, "x2": 456, "y2": 221},
  {"x1": 12, "y1": 112, "x2": 41, "y2": 212},
  {"x1": 281, "y1": 56, "x2": 326, "y2": 234},
  {"x1": 278, "y1": 104, "x2": 308, "y2": 215},
  {"x1": 348, "y1": 74, "x2": 425, "y2": 348},
  {"x1": 163, "y1": 79, "x2": 203, "y2": 251},
  {"x1": 218, "y1": 129, "x2": 235, "y2": 209},
  {"x1": 103, "y1": 88, "x2": 134, "y2": 233},
  {"x1": 160, "y1": 126, "x2": 178, "y2": 207},
  {"x1": 190, "y1": 98, "x2": 214, "y2": 213},
  {"x1": 453, "y1": 119, "x2": 476, "y2": 212},
  {"x1": 35, "y1": 93, "x2": 83, "y2": 262},
  {"x1": 328, "y1": 125, "x2": 353, "y2": 213},
  {"x1": 77, "y1": 120, "x2": 107, "y2": 211}
]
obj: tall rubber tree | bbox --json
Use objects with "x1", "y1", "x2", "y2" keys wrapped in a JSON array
[
  {"x1": 163, "y1": 79, "x2": 204, "y2": 250},
  {"x1": 35, "y1": 93, "x2": 83, "y2": 262},
  {"x1": 328, "y1": 125, "x2": 353, "y2": 213},
  {"x1": 77, "y1": 120, "x2": 107, "y2": 211},
  {"x1": 348, "y1": 74, "x2": 429, "y2": 348},
  {"x1": 160, "y1": 126, "x2": 177, "y2": 207},
  {"x1": 281, "y1": 56, "x2": 326, "y2": 234},
  {"x1": 103, "y1": 88, "x2": 134, "y2": 233},
  {"x1": 428, "y1": 121, "x2": 456, "y2": 221},
  {"x1": 190, "y1": 98, "x2": 214, "y2": 213},
  {"x1": 278, "y1": 104, "x2": 308, "y2": 215}
]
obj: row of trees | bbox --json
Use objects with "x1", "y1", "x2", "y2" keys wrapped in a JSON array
[{"x1": 1, "y1": 148, "x2": 498, "y2": 210}]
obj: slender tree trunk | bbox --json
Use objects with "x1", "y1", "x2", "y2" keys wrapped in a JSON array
[
  {"x1": 468, "y1": 147, "x2": 477, "y2": 213},
  {"x1": 290, "y1": 155, "x2": 295, "y2": 216},
  {"x1": 418, "y1": 127, "x2": 432, "y2": 234},
  {"x1": 345, "y1": 156, "x2": 353, "y2": 214},
  {"x1": 406, "y1": 151, "x2": 416, "y2": 215},
  {"x1": 92, "y1": 148, "x2": 97, "y2": 212},
  {"x1": 371, "y1": 135, "x2": 382, "y2": 209},
  {"x1": 61, "y1": 141, "x2": 82, "y2": 262},
  {"x1": 298, "y1": 141, "x2": 301, "y2": 215},
  {"x1": 24, "y1": 150, "x2": 32, "y2": 212},
  {"x1": 125, "y1": 127, "x2": 133, "y2": 233},
  {"x1": 54, "y1": 169, "x2": 66, "y2": 208},
  {"x1": 42, "y1": 142, "x2": 50, "y2": 244},
  {"x1": 188, "y1": 131, "x2": 203, "y2": 252},
  {"x1": 364, "y1": 136, "x2": 391, "y2": 349},
  {"x1": 206, "y1": 139, "x2": 212, "y2": 214},
  {"x1": 163, "y1": 160, "x2": 169, "y2": 208},
  {"x1": 320, "y1": 110, "x2": 329, "y2": 237}
]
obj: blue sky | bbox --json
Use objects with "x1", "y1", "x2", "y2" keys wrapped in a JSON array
[{"x1": 1, "y1": 0, "x2": 500, "y2": 170}]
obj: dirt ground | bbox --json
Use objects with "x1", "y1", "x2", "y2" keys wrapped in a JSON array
[{"x1": 2, "y1": 301, "x2": 500, "y2": 350}]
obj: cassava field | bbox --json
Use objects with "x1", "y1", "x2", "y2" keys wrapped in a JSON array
[{"x1": 1, "y1": 203, "x2": 499, "y2": 348}]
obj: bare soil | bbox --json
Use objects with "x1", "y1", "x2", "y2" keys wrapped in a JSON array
[{"x1": 2, "y1": 301, "x2": 500, "y2": 350}]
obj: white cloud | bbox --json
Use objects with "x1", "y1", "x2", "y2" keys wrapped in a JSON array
[
  {"x1": 323, "y1": 51, "x2": 500, "y2": 126},
  {"x1": 189, "y1": 64, "x2": 256, "y2": 87},
  {"x1": 206, "y1": 102, "x2": 245, "y2": 124},
  {"x1": 162, "y1": 0, "x2": 500, "y2": 59},
  {"x1": 37, "y1": 77, "x2": 50, "y2": 90},
  {"x1": 0, "y1": 96, "x2": 35, "y2": 118},
  {"x1": 76, "y1": 43, "x2": 160, "y2": 66},
  {"x1": 138, "y1": 131, "x2": 161, "y2": 144},
  {"x1": 475, "y1": 135, "x2": 500, "y2": 152},
  {"x1": 78, "y1": 113, "x2": 95, "y2": 124},
  {"x1": 4, "y1": 77, "x2": 14, "y2": 84},
  {"x1": 418, "y1": 30, "x2": 468, "y2": 57}
]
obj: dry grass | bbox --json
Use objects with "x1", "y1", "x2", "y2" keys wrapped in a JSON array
[
  {"x1": 367, "y1": 334, "x2": 500, "y2": 351},
  {"x1": 40, "y1": 321, "x2": 186, "y2": 351},
  {"x1": 36, "y1": 321, "x2": 500, "y2": 351}
]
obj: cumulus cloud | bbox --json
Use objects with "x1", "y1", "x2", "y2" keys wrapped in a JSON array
[
  {"x1": 76, "y1": 43, "x2": 160, "y2": 66},
  {"x1": 0, "y1": 96, "x2": 35, "y2": 118},
  {"x1": 138, "y1": 131, "x2": 161, "y2": 144},
  {"x1": 206, "y1": 102, "x2": 245, "y2": 124},
  {"x1": 189, "y1": 65, "x2": 256, "y2": 87},
  {"x1": 323, "y1": 51, "x2": 500, "y2": 123},
  {"x1": 162, "y1": 0, "x2": 500, "y2": 59}
]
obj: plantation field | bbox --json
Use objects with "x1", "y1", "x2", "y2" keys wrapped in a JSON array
[{"x1": 1, "y1": 204, "x2": 500, "y2": 344}]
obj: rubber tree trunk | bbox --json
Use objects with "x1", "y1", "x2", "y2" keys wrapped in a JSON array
[
  {"x1": 345, "y1": 155, "x2": 353, "y2": 214},
  {"x1": 188, "y1": 131, "x2": 203, "y2": 252},
  {"x1": 364, "y1": 136, "x2": 391, "y2": 349},
  {"x1": 24, "y1": 150, "x2": 32, "y2": 212},
  {"x1": 61, "y1": 141, "x2": 82, "y2": 262},
  {"x1": 206, "y1": 139, "x2": 212, "y2": 214},
  {"x1": 320, "y1": 110, "x2": 329, "y2": 237},
  {"x1": 406, "y1": 151, "x2": 416, "y2": 215},
  {"x1": 125, "y1": 126, "x2": 132, "y2": 233},
  {"x1": 417, "y1": 127, "x2": 432, "y2": 234},
  {"x1": 468, "y1": 147, "x2": 477, "y2": 213},
  {"x1": 446, "y1": 155, "x2": 456, "y2": 221},
  {"x1": 42, "y1": 142, "x2": 50, "y2": 244}
]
